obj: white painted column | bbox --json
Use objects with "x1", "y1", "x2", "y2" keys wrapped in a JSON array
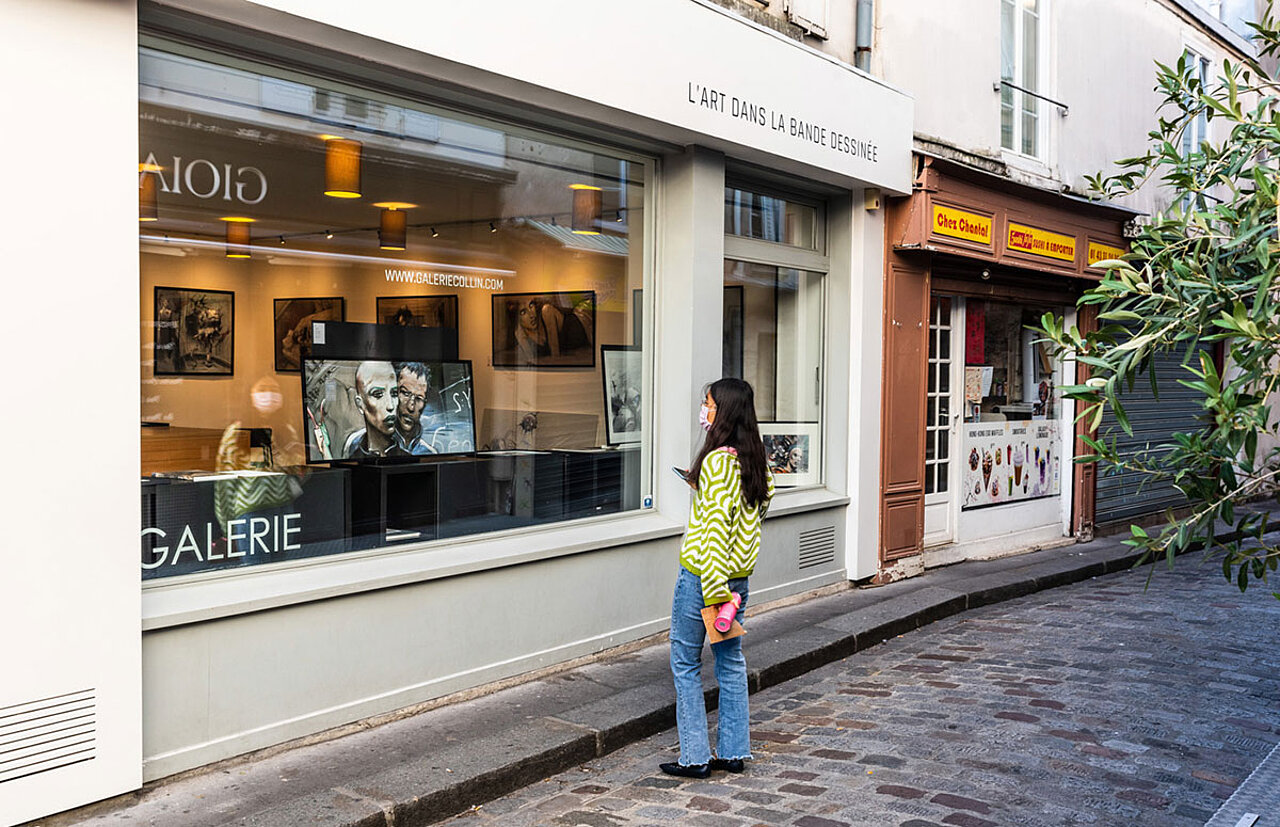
[
  {"x1": 0, "y1": 1, "x2": 142, "y2": 822},
  {"x1": 654, "y1": 147, "x2": 725, "y2": 523},
  {"x1": 841, "y1": 191, "x2": 886, "y2": 580}
]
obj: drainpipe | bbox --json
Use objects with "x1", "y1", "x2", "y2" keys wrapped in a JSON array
[{"x1": 854, "y1": 0, "x2": 873, "y2": 72}]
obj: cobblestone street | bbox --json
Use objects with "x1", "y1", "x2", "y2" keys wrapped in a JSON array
[{"x1": 442, "y1": 560, "x2": 1280, "y2": 827}]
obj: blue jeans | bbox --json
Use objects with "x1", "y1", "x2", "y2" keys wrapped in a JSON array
[{"x1": 669, "y1": 567, "x2": 751, "y2": 765}]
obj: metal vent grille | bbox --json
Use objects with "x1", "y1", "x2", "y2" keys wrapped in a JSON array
[
  {"x1": 0, "y1": 690, "x2": 96, "y2": 785},
  {"x1": 798, "y1": 526, "x2": 837, "y2": 569}
]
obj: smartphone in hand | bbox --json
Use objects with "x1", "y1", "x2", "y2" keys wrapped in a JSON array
[{"x1": 671, "y1": 466, "x2": 690, "y2": 483}]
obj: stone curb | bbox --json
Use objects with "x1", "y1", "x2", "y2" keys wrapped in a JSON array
[{"x1": 349, "y1": 543, "x2": 1156, "y2": 826}]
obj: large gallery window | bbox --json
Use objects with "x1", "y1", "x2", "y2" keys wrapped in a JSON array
[
  {"x1": 723, "y1": 184, "x2": 826, "y2": 489},
  {"x1": 139, "y1": 43, "x2": 650, "y2": 580}
]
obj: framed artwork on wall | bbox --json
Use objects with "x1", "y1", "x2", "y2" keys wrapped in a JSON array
[
  {"x1": 492, "y1": 291, "x2": 596, "y2": 368},
  {"x1": 723, "y1": 284, "x2": 744, "y2": 379},
  {"x1": 759, "y1": 421, "x2": 821, "y2": 488},
  {"x1": 153, "y1": 286, "x2": 235, "y2": 376},
  {"x1": 375, "y1": 295, "x2": 459, "y2": 329},
  {"x1": 601, "y1": 345, "x2": 642, "y2": 445},
  {"x1": 274, "y1": 297, "x2": 345, "y2": 372},
  {"x1": 632, "y1": 288, "x2": 643, "y2": 347}
]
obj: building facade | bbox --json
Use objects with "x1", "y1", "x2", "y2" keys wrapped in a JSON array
[
  {"x1": 1, "y1": 0, "x2": 910, "y2": 823},
  {"x1": 2, "y1": 1, "x2": 1265, "y2": 823},
  {"x1": 870, "y1": 0, "x2": 1262, "y2": 574}
]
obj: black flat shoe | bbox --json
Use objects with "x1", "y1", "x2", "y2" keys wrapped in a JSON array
[
  {"x1": 709, "y1": 757, "x2": 745, "y2": 773},
  {"x1": 659, "y1": 761, "x2": 711, "y2": 779}
]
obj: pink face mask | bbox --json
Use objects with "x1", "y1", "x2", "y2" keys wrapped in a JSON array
[{"x1": 698, "y1": 403, "x2": 713, "y2": 431}]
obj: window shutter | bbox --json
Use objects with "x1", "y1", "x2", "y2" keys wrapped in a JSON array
[{"x1": 786, "y1": 0, "x2": 829, "y2": 39}]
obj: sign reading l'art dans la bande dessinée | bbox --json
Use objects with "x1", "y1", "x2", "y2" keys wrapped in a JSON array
[{"x1": 243, "y1": 0, "x2": 912, "y2": 191}]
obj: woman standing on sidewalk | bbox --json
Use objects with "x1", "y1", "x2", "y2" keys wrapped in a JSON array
[{"x1": 663, "y1": 378, "x2": 774, "y2": 778}]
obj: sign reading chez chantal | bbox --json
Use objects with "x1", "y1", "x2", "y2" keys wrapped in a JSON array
[
  {"x1": 1007, "y1": 222, "x2": 1077, "y2": 262},
  {"x1": 932, "y1": 205, "x2": 992, "y2": 246}
]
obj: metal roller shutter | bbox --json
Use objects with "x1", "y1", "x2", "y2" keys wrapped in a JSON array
[{"x1": 1094, "y1": 346, "x2": 1210, "y2": 526}]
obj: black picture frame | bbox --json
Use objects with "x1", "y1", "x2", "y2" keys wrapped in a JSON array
[
  {"x1": 601, "y1": 345, "x2": 642, "y2": 445},
  {"x1": 632, "y1": 288, "x2": 643, "y2": 347},
  {"x1": 274, "y1": 297, "x2": 346, "y2": 373},
  {"x1": 492, "y1": 290, "x2": 597, "y2": 368},
  {"x1": 375, "y1": 295, "x2": 459, "y2": 329},
  {"x1": 153, "y1": 286, "x2": 235, "y2": 376},
  {"x1": 723, "y1": 285, "x2": 744, "y2": 379}
]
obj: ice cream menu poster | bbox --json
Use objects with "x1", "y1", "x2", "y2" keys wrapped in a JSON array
[{"x1": 961, "y1": 420, "x2": 1061, "y2": 509}]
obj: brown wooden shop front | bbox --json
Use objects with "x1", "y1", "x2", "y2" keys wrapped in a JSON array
[{"x1": 879, "y1": 155, "x2": 1130, "y2": 568}]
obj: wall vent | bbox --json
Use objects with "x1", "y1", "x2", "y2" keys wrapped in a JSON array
[
  {"x1": 798, "y1": 525, "x2": 837, "y2": 569},
  {"x1": 0, "y1": 689, "x2": 96, "y2": 785}
]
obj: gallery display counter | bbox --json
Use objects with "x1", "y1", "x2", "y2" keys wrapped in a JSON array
[
  {"x1": 140, "y1": 425, "x2": 251, "y2": 475},
  {"x1": 140, "y1": 447, "x2": 640, "y2": 580}
]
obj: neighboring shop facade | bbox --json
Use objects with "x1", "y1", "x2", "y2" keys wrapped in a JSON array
[
  {"x1": 3, "y1": 1, "x2": 910, "y2": 823},
  {"x1": 879, "y1": 155, "x2": 1131, "y2": 573}
]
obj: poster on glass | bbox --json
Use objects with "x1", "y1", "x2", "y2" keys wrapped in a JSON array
[
  {"x1": 154, "y1": 286, "x2": 234, "y2": 375},
  {"x1": 302, "y1": 358, "x2": 476, "y2": 461},
  {"x1": 601, "y1": 345, "x2": 641, "y2": 445},
  {"x1": 492, "y1": 291, "x2": 596, "y2": 368},
  {"x1": 759, "y1": 422, "x2": 820, "y2": 487},
  {"x1": 961, "y1": 420, "x2": 1061, "y2": 509},
  {"x1": 275, "y1": 297, "x2": 345, "y2": 372}
]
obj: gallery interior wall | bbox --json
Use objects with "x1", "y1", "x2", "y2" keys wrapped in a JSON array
[{"x1": 140, "y1": 244, "x2": 636, "y2": 465}]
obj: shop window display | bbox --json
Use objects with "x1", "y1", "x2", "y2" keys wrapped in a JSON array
[
  {"x1": 960, "y1": 299, "x2": 1062, "y2": 509},
  {"x1": 139, "y1": 45, "x2": 650, "y2": 579},
  {"x1": 723, "y1": 256, "x2": 825, "y2": 489},
  {"x1": 723, "y1": 183, "x2": 825, "y2": 490}
]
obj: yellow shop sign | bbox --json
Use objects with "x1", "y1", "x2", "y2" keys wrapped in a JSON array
[
  {"x1": 1087, "y1": 241, "x2": 1127, "y2": 266},
  {"x1": 932, "y1": 205, "x2": 992, "y2": 245},
  {"x1": 1007, "y1": 222, "x2": 1077, "y2": 262}
]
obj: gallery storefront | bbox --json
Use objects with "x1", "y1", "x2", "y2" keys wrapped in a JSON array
[
  {"x1": 879, "y1": 155, "x2": 1131, "y2": 575},
  {"x1": 2, "y1": 1, "x2": 911, "y2": 823}
]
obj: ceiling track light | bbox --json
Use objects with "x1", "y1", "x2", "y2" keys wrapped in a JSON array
[
  {"x1": 489, "y1": 221, "x2": 498, "y2": 233},
  {"x1": 221, "y1": 217, "x2": 255, "y2": 259},
  {"x1": 570, "y1": 184, "x2": 603, "y2": 235},
  {"x1": 138, "y1": 163, "x2": 161, "y2": 222},
  {"x1": 374, "y1": 202, "x2": 415, "y2": 250},
  {"x1": 322, "y1": 135, "x2": 362, "y2": 199},
  {"x1": 430, "y1": 227, "x2": 439, "y2": 238}
]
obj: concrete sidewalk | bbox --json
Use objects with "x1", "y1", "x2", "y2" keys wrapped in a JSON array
[{"x1": 34, "y1": 530, "x2": 1242, "y2": 827}]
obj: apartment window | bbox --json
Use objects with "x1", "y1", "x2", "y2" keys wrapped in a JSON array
[
  {"x1": 1001, "y1": 0, "x2": 1042, "y2": 157},
  {"x1": 1180, "y1": 48, "x2": 1211, "y2": 212},
  {"x1": 1182, "y1": 49, "x2": 1211, "y2": 156}
]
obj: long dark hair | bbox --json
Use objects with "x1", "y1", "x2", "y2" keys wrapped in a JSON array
[{"x1": 688, "y1": 378, "x2": 770, "y2": 507}]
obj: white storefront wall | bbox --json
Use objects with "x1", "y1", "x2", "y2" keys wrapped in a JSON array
[
  {"x1": 3, "y1": 2, "x2": 911, "y2": 820},
  {"x1": 0, "y1": 2, "x2": 142, "y2": 825}
]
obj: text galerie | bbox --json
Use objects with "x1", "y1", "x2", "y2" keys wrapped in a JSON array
[{"x1": 141, "y1": 514, "x2": 301, "y2": 570}]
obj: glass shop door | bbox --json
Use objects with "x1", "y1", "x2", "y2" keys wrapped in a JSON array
[{"x1": 923, "y1": 296, "x2": 961, "y2": 545}]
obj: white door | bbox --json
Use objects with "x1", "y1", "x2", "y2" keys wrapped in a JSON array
[{"x1": 923, "y1": 296, "x2": 960, "y2": 546}]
